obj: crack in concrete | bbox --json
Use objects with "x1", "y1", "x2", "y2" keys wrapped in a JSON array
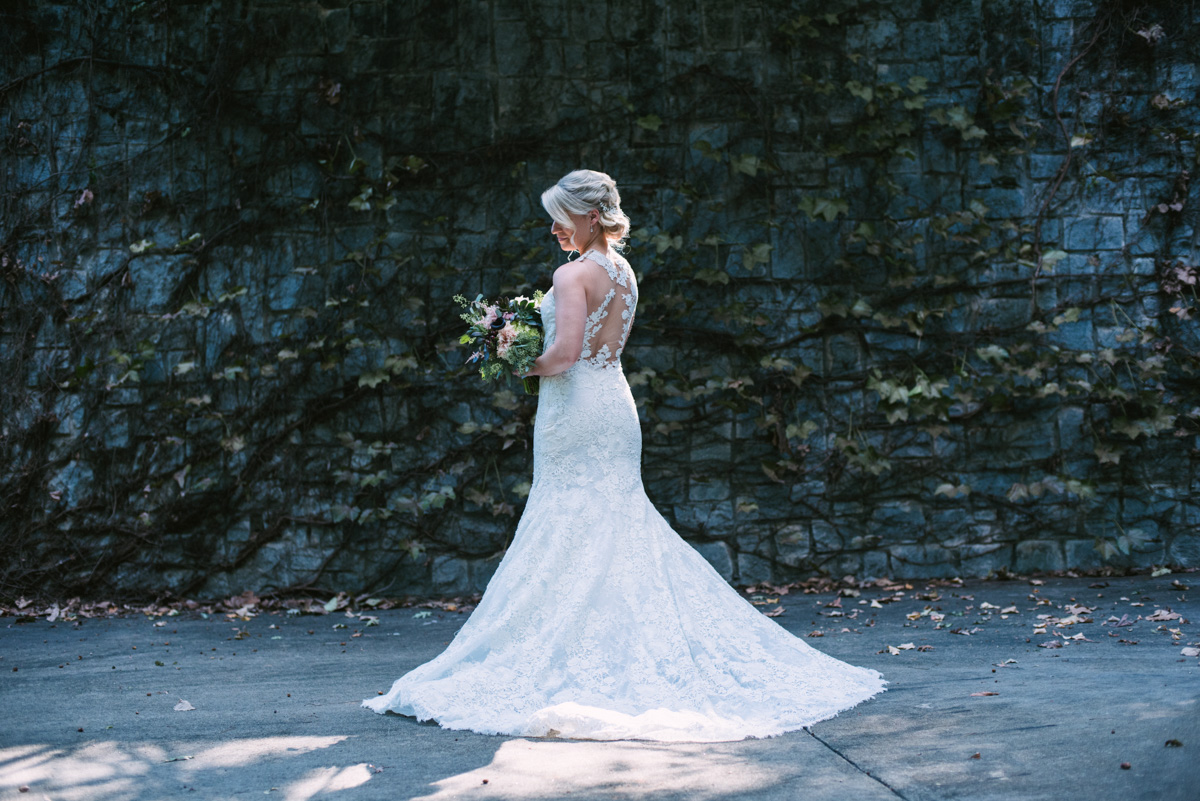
[{"x1": 806, "y1": 728, "x2": 909, "y2": 800}]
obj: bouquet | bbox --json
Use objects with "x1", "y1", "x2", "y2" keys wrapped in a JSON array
[{"x1": 455, "y1": 291, "x2": 545, "y2": 395}]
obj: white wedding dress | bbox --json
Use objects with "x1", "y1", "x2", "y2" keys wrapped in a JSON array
[{"x1": 363, "y1": 247, "x2": 886, "y2": 741}]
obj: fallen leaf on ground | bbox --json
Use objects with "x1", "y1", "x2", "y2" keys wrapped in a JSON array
[
  {"x1": 763, "y1": 606, "x2": 785, "y2": 617},
  {"x1": 1146, "y1": 608, "x2": 1183, "y2": 622},
  {"x1": 1165, "y1": 739, "x2": 1183, "y2": 747},
  {"x1": 970, "y1": 692, "x2": 999, "y2": 697},
  {"x1": 162, "y1": 755, "x2": 194, "y2": 763},
  {"x1": 1038, "y1": 640, "x2": 1063, "y2": 649},
  {"x1": 970, "y1": 752, "x2": 981, "y2": 759},
  {"x1": 1181, "y1": 647, "x2": 1200, "y2": 657},
  {"x1": 173, "y1": 699, "x2": 195, "y2": 711}
]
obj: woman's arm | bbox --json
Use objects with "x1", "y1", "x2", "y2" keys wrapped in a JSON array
[{"x1": 526, "y1": 262, "x2": 587, "y2": 377}]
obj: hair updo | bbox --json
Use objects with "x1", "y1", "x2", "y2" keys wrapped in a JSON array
[{"x1": 540, "y1": 169, "x2": 631, "y2": 252}]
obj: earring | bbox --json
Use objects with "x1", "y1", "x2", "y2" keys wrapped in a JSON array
[{"x1": 590, "y1": 225, "x2": 594, "y2": 233}]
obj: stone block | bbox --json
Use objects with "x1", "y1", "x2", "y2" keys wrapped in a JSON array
[
  {"x1": 673, "y1": 501, "x2": 734, "y2": 536},
  {"x1": 688, "y1": 478, "x2": 730, "y2": 502},
  {"x1": 860, "y1": 549, "x2": 890, "y2": 581},
  {"x1": 1065, "y1": 215, "x2": 1124, "y2": 251},
  {"x1": 812, "y1": 520, "x2": 845, "y2": 553},
  {"x1": 431, "y1": 555, "x2": 467, "y2": 594},
  {"x1": 871, "y1": 500, "x2": 927, "y2": 531},
  {"x1": 824, "y1": 333, "x2": 861, "y2": 374},
  {"x1": 736, "y1": 551, "x2": 773, "y2": 584},
  {"x1": 886, "y1": 544, "x2": 926, "y2": 579},
  {"x1": 1064, "y1": 538, "x2": 1104, "y2": 571},
  {"x1": 1169, "y1": 534, "x2": 1200, "y2": 568},
  {"x1": 469, "y1": 557, "x2": 501, "y2": 592},
  {"x1": 902, "y1": 22, "x2": 940, "y2": 60},
  {"x1": 973, "y1": 297, "x2": 1031, "y2": 330},
  {"x1": 1056, "y1": 405, "x2": 1086, "y2": 451},
  {"x1": 692, "y1": 541, "x2": 733, "y2": 579},
  {"x1": 1045, "y1": 319, "x2": 1094, "y2": 350},
  {"x1": 1014, "y1": 539, "x2": 1066, "y2": 573},
  {"x1": 495, "y1": 21, "x2": 532, "y2": 76}
]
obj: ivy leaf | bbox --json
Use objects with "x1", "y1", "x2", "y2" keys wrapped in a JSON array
[
  {"x1": 975, "y1": 345, "x2": 1010, "y2": 364},
  {"x1": 348, "y1": 185, "x2": 373, "y2": 211},
  {"x1": 1112, "y1": 418, "x2": 1147, "y2": 440},
  {"x1": 358, "y1": 369, "x2": 390, "y2": 388},
  {"x1": 636, "y1": 114, "x2": 663, "y2": 131},
  {"x1": 786, "y1": 421, "x2": 819, "y2": 440},
  {"x1": 743, "y1": 243, "x2": 772, "y2": 270},
  {"x1": 845, "y1": 80, "x2": 874, "y2": 102},
  {"x1": 731, "y1": 153, "x2": 761, "y2": 176},
  {"x1": 694, "y1": 268, "x2": 730, "y2": 285},
  {"x1": 1040, "y1": 250, "x2": 1068, "y2": 271},
  {"x1": 798, "y1": 195, "x2": 849, "y2": 222},
  {"x1": 652, "y1": 232, "x2": 682, "y2": 254}
]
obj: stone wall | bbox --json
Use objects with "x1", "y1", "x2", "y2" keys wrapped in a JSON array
[{"x1": 1, "y1": 0, "x2": 1197, "y2": 600}]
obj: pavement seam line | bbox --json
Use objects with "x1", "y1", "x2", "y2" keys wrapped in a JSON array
[{"x1": 806, "y1": 728, "x2": 909, "y2": 800}]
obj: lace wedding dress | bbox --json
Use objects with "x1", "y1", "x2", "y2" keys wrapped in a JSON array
[{"x1": 363, "y1": 247, "x2": 886, "y2": 741}]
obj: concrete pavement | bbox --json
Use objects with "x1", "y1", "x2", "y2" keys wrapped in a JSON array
[{"x1": 1, "y1": 573, "x2": 1198, "y2": 800}]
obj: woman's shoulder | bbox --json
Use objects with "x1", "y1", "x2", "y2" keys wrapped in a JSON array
[{"x1": 552, "y1": 259, "x2": 589, "y2": 282}]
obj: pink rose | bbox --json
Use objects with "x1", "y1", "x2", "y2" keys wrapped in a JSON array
[
  {"x1": 479, "y1": 305, "x2": 499, "y2": 329},
  {"x1": 496, "y1": 322, "x2": 518, "y2": 358}
]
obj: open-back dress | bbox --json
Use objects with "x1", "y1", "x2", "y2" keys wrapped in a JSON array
[{"x1": 363, "y1": 247, "x2": 886, "y2": 741}]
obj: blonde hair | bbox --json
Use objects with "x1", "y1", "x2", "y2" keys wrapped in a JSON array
[{"x1": 540, "y1": 169, "x2": 631, "y2": 251}]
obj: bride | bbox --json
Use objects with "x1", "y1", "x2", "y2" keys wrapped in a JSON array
[{"x1": 362, "y1": 169, "x2": 886, "y2": 741}]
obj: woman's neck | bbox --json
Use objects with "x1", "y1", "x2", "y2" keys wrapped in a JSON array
[{"x1": 574, "y1": 233, "x2": 607, "y2": 256}]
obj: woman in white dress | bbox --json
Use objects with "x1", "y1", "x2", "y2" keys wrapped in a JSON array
[{"x1": 363, "y1": 169, "x2": 886, "y2": 741}]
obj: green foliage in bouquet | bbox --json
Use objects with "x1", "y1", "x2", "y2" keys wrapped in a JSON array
[{"x1": 455, "y1": 291, "x2": 545, "y2": 394}]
